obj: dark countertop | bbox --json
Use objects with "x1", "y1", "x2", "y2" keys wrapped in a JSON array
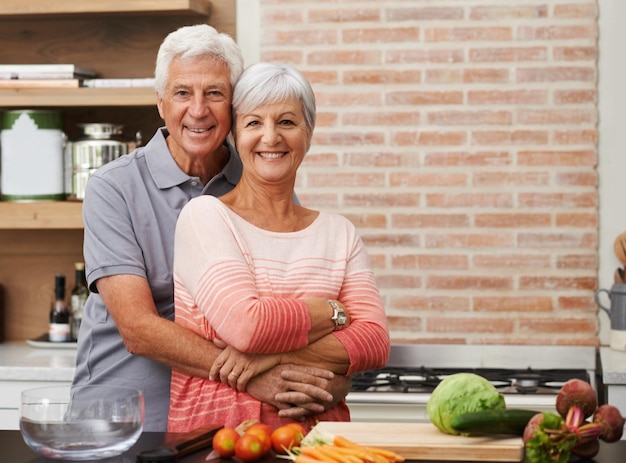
[{"x1": 2, "y1": 430, "x2": 625, "y2": 463}]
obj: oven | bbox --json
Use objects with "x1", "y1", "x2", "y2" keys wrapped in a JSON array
[{"x1": 346, "y1": 344, "x2": 597, "y2": 423}]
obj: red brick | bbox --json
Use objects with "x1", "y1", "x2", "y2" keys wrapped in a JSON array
[
  {"x1": 315, "y1": 91, "x2": 381, "y2": 106},
  {"x1": 517, "y1": 109, "x2": 596, "y2": 125},
  {"x1": 303, "y1": 70, "x2": 339, "y2": 84},
  {"x1": 345, "y1": 152, "x2": 419, "y2": 168},
  {"x1": 376, "y1": 275, "x2": 422, "y2": 290},
  {"x1": 262, "y1": 9, "x2": 303, "y2": 24},
  {"x1": 343, "y1": 112, "x2": 421, "y2": 126},
  {"x1": 386, "y1": 48, "x2": 464, "y2": 64},
  {"x1": 518, "y1": 234, "x2": 597, "y2": 252},
  {"x1": 516, "y1": 66, "x2": 595, "y2": 82},
  {"x1": 308, "y1": 50, "x2": 381, "y2": 65},
  {"x1": 554, "y1": 4, "x2": 598, "y2": 18},
  {"x1": 386, "y1": 91, "x2": 463, "y2": 105},
  {"x1": 386, "y1": 316, "x2": 422, "y2": 332},
  {"x1": 468, "y1": 89, "x2": 547, "y2": 105},
  {"x1": 300, "y1": 151, "x2": 338, "y2": 166},
  {"x1": 343, "y1": 27, "x2": 420, "y2": 43},
  {"x1": 473, "y1": 171, "x2": 549, "y2": 187},
  {"x1": 425, "y1": 27, "x2": 512, "y2": 42},
  {"x1": 263, "y1": 29, "x2": 337, "y2": 46},
  {"x1": 472, "y1": 130, "x2": 549, "y2": 145},
  {"x1": 391, "y1": 296, "x2": 470, "y2": 311},
  {"x1": 361, "y1": 234, "x2": 421, "y2": 248},
  {"x1": 387, "y1": 7, "x2": 464, "y2": 21},
  {"x1": 554, "y1": 89, "x2": 596, "y2": 104},
  {"x1": 426, "y1": 194, "x2": 513, "y2": 208},
  {"x1": 517, "y1": 150, "x2": 596, "y2": 166},
  {"x1": 517, "y1": 25, "x2": 597, "y2": 40},
  {"x1": 463, "y1": 68, "x2": 510, "y2": 83},
  {"x1": 556, "y1": 254, "x2": 597, "y2": 269},
  {"x1": 470, "y1": 5, "x2": 548, "y2": 20},
  {"x1": 425, "y1": 69, "x2": 462, "y2": 84},
  {"x1": 474, "y1": 297, "x2": 553, "y2": 312},
  {"x1": 392, "y1": 131, "x2": 466, "y2": 146},
  {"x1": 341, "y1": 213, "x2": 387, "y2": 229},
  {"x1": 424, "y1": 151, "x2": 512, "y2": 167},
  {"x1": 553, "y1": 46, "x2": 597, "y2": 61},
  {"x1": 558, "y1": 296, "x2": 596, "y2": 310},
  {"x1": 344, "y1": 69, "x2": 421, "y2": 84},
  {"x1": 389, "y1": 172, "x2": 467, "y2": 187},
  {"x1": 427, "y1": 110, "x2": 512, "y2": 125},
  {"x1": 555, "y1": 172, "x2": 597, "y2": 187},
  {"x1": 555, "y1": 212, "x2": 598, "y2": 227},
  {"x1": 475, "y1": 213, "x2": 551, "y2": 228},
  {"x1": 428, "y1": 317, "x2": 515, "y2": 333},
  {"x1": 519, "y1": 317, "x2": 597, "y2": 334},
  {"x1": 553, "y1": 130, "x2": 597, "y2": 145},
  {"x1": 345, "y1": 194, "x2": 420, "y2": 208},
  {"x1": 473, "y1": 254, "x2": 551, "y2": 269},
  {"x1": 470, "y1": 47, "x2": 547, "y2": 62},
  {"x1": 308, "y1": 172, "x2": 385, "y2": 187},
  {"x1": 519, "y1": 276, "x2": 597, "y2": 290},
  {"x1": 392, "y1": 214, "x2": 469, "y2": 228},
  {"x1": 425, "y1": 233, "x2": 514, "y2": 248},
  {"x1": 260, "y1": 50, "x2": 303, "y2": 64},
  {"x1": 519, "y1": 193, "x2": 597, "y2": 208},
  {"x1": 312, "y1": 131, "x2": 385, "y2": 146},
  {"x1": 308, "y1": 8, "x2": 380, "y2": 23}
]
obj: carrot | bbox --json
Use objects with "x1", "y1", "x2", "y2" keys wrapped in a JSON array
[
  {"x1": 299, "y1": 445, "x2": 342, "y2": 463},
  {"x1": 296, "y1": 454, "x2": 330, "y2": 463},
  {"x1": 364, "y1": 447, "x2": 405, "y2": 462},
  {"x1": 333, "y1": 435, "x2": 362, "y2": 449},
  {"x1": 317, "y1": 445, "x2": 362, "y2": 463}
]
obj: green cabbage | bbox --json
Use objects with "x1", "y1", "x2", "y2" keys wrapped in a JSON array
[{"x1": 426, "y1": 372, "x2": 506, "y2": 435}]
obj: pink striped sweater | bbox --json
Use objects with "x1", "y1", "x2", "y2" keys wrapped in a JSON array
[{"x1": 169, "y1": 196, "x2": 389, "y2": 431}]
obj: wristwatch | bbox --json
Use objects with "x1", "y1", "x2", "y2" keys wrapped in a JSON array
[{"x1": 328, "y1": 299, "x2": 347, "y2": 331}]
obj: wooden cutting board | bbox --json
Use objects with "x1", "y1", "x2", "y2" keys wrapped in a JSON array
[{"x1": 311, "y1": 422, "x2": 524, "y2": 462}]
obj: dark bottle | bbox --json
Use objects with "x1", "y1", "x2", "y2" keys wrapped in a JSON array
[
  {"x1": 49, "y1": 274, "x2": 71, "y2": 342},
  {"x1": 70, "y1": 262, "x2": 89, "y2": 341}
]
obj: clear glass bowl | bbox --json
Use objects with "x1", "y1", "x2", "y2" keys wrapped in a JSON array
[{"x1": 19, "y1": 385, "x2": 144, "y2": 460}]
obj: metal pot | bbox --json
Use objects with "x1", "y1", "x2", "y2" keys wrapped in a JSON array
[{"x1": 66, "y1": 123, "x2": 141, "y2": 200}]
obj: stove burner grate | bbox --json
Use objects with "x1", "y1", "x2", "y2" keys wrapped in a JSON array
[{"x1": 349, "y1": 367, "x2": 590, "y2": 395}]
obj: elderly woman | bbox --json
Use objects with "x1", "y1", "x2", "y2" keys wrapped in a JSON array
[{"x1": 168, "y1": 63, "x2": 390, "y2": 431}]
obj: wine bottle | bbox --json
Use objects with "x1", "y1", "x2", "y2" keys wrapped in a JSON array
[
  {"x1": 49, "y1": 274, "x2": 71, "y2": 342},
  {"x1": 70, "y1": 262, "x2": 89, "y2": 341}
]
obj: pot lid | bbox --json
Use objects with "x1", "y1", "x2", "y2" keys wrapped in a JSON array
[{"x1": 78, "y1": 123, "x2": 124, "y2": 139}]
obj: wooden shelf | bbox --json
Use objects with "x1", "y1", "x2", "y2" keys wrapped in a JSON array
[
  {"x1": 0, "y1": 87, "x2": 156, "y2": 107},
  {"x1": 0, "y1": 0, "x2": 212, "y2": 17},
  {"x1": 0, "y1": 202, "x2": 83, "y2": 229}
]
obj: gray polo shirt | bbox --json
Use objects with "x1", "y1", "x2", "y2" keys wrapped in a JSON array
[{"x1": 72, "y1": 127, "x2": 241, "y2": 431}]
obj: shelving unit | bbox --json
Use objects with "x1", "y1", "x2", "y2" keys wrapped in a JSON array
[{"x1": 0, "y1": 0, "x2": 236, "y2": 340}]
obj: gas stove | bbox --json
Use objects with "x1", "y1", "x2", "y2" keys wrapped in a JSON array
[{"x1": 346, "y1": 344, "x2": 597, "y2": 423}]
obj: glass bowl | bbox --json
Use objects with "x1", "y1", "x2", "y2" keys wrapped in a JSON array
[{"x1": 19, "y1": 385, "x2": 144, "y2": 460}]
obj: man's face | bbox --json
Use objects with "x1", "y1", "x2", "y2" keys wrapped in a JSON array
[{"x1": 156, "y1": 56, "x2": 232, "y2": 163}]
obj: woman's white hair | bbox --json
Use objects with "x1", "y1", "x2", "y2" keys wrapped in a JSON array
[
  {"x1": 232, "y1": 63, "x2": 316, "y2": 132},
  {"x1": 154, "y1": 24, "x2": 244, "y2": 96}
]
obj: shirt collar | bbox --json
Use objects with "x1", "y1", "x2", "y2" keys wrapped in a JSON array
[{"x1": 146, "y1": 127, "x2": 241, "y2": 190}]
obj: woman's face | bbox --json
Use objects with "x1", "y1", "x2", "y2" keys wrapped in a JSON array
[
  {"x1": 156, "y1": 55, "x2": 232, "y2": 164},
  {"x1": 234, "y1": 97, "x2": 311, "y2": 186}
]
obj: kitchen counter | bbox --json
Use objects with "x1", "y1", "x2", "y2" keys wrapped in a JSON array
[
  {"x1": 0, "y1": 341, "x2": 76, "y2": 381},
  {"x1": 599, "y1": 347, "x2": 626, "y2": 385},
  {"x1": 1, "y1": 430, "x2": 625, "y2": 463}
]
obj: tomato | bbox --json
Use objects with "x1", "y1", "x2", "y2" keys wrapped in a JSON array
[
  {"x1": 285, "y1": 422, "x2": 306, "y2": 439},
  {"x1": 270, "y1": 424, "x2": 303, "y2": 455},
  {"x1": 244, "y1": 423, "x2": 272, "y2": 455},
  {"x1": 212, "y1": 427, "x2": 240, "y2": 458},
  {"x1": 235, "y1": 433, "x2": 265, "y2": 462}
]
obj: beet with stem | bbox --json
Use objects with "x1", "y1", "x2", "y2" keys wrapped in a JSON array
[
  {"x1": 555, "y1": 379, "x2": 597, "y2": 419},
  {"x1": 593, "y1": 404, "x2": 625, "y2": 442}
]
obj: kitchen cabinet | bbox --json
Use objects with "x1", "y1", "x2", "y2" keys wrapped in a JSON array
[
  {"x1": 599, "y1": 347, "x2": 626, "y2": 440},
  {"x1": 0, "y1": 0, "x2": 235, "y2": 341},
  {"x1": 0, "y1": 343, "x2": 75, "y2": 430}
]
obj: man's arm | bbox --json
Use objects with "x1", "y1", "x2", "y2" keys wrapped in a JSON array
[{"x1": 97, "y1": 274, "x2": 347, "y2": 415}]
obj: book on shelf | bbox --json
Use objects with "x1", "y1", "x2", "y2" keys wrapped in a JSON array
[
  {"x1": 0, "y1": 79, "x2": 81, "y2": 89},
  {"x1": 0, "y1": 64, "x2": 96, "y2": 80},
  {"x1": 82, "y1": 78, "x2": 155, "y2": 88}
]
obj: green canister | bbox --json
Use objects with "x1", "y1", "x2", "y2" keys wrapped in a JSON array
[{"x1": 1, "y1": 110, "x2": 65, "y2": 201}]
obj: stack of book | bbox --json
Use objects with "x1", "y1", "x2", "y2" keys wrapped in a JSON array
[{"x1": 0, "y1": 64, "x2": 96, "y2": 88}]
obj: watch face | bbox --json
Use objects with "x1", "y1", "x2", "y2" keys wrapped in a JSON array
[{"x1": 337, "y1": 311, "x2": 347, "y2": 325}]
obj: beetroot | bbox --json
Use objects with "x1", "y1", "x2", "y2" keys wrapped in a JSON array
[
  {"x1": 593, "y1": 404, "x2": 625, "y2": 442},
  {"x1": 523, "y1": 412, "x2": 544, "y2": 444},
  {"x1": 555, "y1": 379, "x2": 597, "y2": 419},
  {"x1": 571, "y1": 438, "x2": 600, "y2": 459}
]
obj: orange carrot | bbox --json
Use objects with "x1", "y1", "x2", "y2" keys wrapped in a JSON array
[
  {"x1": 299, "y1": 446, "x2": 342, "y2": 463},
  {"x1": 296, "y1": 454, "x2": 330, "y2": 463},
  {"x1": 317, "y1": 445, "x2": 362, "y2": 463},
  {"x1": 333, "y1": 435, "x2": 362, "y2": 449},
  {"x1": 364, "y1": 447, "x2": 405, "y2": 462}
]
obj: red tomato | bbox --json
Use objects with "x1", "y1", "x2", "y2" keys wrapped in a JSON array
[
  {"x1": 270, "y1": 424, "x2": 303, "y2": 455},
  {"x1": 244, "y1": 423, "x2": 272, "y2": 455},
  {"x1": 212, "y1": 427, "x2": 241, "y2": 458},
  {"x1": 284, "y1": 422, "x2": 306, "y2": 439},
  {"x1": 235, "y1": 433, "x2": 265, "y2": 462}
]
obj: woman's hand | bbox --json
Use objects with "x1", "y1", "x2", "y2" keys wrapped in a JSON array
[{"x1": 209, "y1": 345, "x2": 281, "y2": 391}]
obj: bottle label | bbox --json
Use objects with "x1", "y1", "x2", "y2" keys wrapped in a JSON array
[{"x1": 49, "y1": 323, "x2": 71, "y2": 342}]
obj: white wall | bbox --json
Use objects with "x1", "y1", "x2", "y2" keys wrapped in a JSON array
[
  {"x1": 235, "y1": 0, "x2": 261, "y2": 67},
  {"x1": 598, "y1": 0, "x2": 626, "y2": 345}
]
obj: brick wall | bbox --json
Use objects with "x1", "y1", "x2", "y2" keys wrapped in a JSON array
[{"x1": 257, "y1": 0, "x2": 599, "y2": 346}]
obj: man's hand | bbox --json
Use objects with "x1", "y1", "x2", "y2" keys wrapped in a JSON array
[{"x1": 246, "y1": 364, "x2": 351, "y2": 419}]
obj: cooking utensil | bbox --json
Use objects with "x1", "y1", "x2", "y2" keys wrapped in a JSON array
[
  {"x1": 615, "y1": 267, "x2": 626, "y2": 284},
  {"x1": 614, "y1": 233, "x2": 626, "y2": 266},
  {"x1": 312, "y1": 421, "x2": 523, "y2": 462},
  {"x1": 136, "y1": 423, "x2": 223, "y2": 461}
]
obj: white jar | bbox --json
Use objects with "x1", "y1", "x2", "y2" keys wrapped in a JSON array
[{"x1": 1, "y1": 110, "x2": 65, "y2": 201}]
